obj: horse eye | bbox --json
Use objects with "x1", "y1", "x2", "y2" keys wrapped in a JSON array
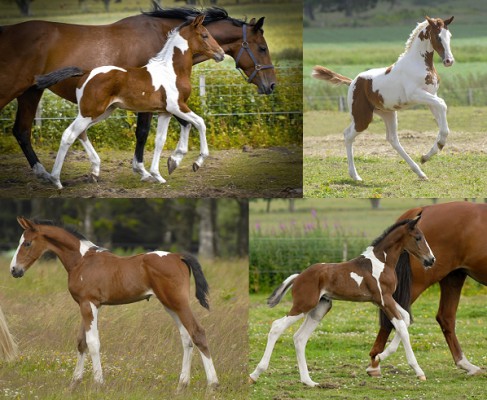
[
  {"x1": 23, "y1": 241, "x2": 32, "y2": 247},
  {"x1": 202, "y1": 34, "x2": 208, "y2": 39},
  {"x1": 259, "y1": 46, "x2": 267, "y2": 52},
  {"x1": 415, "y1": 236, "x2": 421, "y2": 241}
]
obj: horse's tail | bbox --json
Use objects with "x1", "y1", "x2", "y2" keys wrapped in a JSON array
[
  {"x1": 180, "y1": 253, "x2": 210, "y2": 310},
  {"x1": 380, "y1": 251, "x2": 414, "y2": 330},
  {"x1": 35, "y1": 66, "x2": 84, "y2": 90},
  {"x1": 267, "y1": 273, "x2": 299, "y2": 308},
  {"x1": 312, "y1": 65, "x2": 352, "y2": 86},
  {"x1": 0, "y1": 305, "x2": 18, "y2": 362}
]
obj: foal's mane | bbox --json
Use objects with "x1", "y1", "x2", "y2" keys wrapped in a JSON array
[
  {"x1": 399, "y1": 20, "x2": 429, "y2": 59},
  {"x1": 32, "y1": 219, "x2": 89, "y2": 242},
  {"x1": 371, "y1": 219, "x2": 410, "y2": 247},
  {"x1": 143, "y1": 4, "x2": 247, "y2": 27}
]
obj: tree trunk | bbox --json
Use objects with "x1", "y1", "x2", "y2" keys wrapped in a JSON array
[
  {"x1": 236, "y1": 200, "x2": 249, "y2": 257},
  {"x1": 15, "y1": 0, "x2": 31, "y2": 16},
  {"x1": 198, "y1": 200, "x2": 216, "y2": 259}
]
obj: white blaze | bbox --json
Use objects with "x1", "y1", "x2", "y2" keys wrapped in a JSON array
[{"x1": 10, "y1": 233, "x2": 25, "y2": 270}]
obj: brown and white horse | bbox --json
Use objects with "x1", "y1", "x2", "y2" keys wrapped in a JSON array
[
  {"x1": 35, "y1": 16, "x2": 225, "y2": 189},
  {"x1": 10, "y1": 217, "x2": 218, "y2": 390},
  {"x1": 250, "y1": 215, "x2": 435, "y2": 386},
  {"x1": 312, "y1": 16, "x2": 454, "y2": 181},
  {"x1": 368, "y1": 201, "x2": 487, "y2": 377},
  {"x1": 0, "y1": 6, "x2": 276, "y2": 182}
]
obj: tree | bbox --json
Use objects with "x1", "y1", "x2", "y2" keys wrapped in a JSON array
[
  {"x1": 306, "y1": 0, "x2": 379, "y2": 18},
  {"x1": 14, "y1": 0, "x2": 32, "y2": 17},
  {"x1": 198, "y1": 200, "x2": 217, "y2": 259}
]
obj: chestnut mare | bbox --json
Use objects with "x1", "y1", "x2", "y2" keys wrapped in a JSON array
[
  {"x1": 0, "y1": 6, "x2": 276, "y2": 182},
  {"x1": 250, "y1": 215, "x2": 436, "y2": 386},
  {"x1": 368, "y1": 201, "x2": 487, "y2": 378},
  {"x1": 35, "y1": 16, "x2": 224, "y2": 189},
  {"x1": 10, "y1": 217, "x2": 218, "y2": 389},
  {"x1": 312, "y1": 16, "x2": 454, "y2": 181}
]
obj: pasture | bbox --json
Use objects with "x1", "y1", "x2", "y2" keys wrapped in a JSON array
[
  {"x1": 249, "y1": 198, "x2": 487, "y2": 399},
  {"x1": 0, "y1": 256, "x2": 249, "y2": 400}
]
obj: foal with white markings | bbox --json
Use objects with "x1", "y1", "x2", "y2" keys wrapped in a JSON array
[
  {"x1": 35, "y1": 15, "x2": 224, "y2": 189},
  {"x1": 10, "y1": 217, "x2": 218, "y2": 390},
  {"x1": 250, "y1": 215, "x2": 435, "y2": 387},
  {"x1": 312, "y1": 16, "x2": 454, "y2": 181}
]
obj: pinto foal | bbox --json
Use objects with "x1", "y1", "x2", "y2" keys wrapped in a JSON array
[
  {"x1": 35, "y1": 15, "x2": 225, "y2": 189},
  {"x1": 313, "y1": 16, "x2": 454, "y2": 181},
  {"x1": 250, "y1": 215, "x2": 435, "y2": 386},
  {"x1": 10, "y1": 217, "x2": 218, "y2": 390}
]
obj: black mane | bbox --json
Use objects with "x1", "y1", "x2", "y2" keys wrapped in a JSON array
[
  {"x1": 371, "y1": 219, "x2": 410, "y2": 247},
  {"x1": 143, "y1": 4, "x2": 245, "y2": 27},
  {"x1": 32, "y1": 218, "x2": 90, "y2": 242}
]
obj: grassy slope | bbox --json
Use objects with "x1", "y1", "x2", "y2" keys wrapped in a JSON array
[{"x1": 0, "y1": 256, "x2": 249, "y2": 400}]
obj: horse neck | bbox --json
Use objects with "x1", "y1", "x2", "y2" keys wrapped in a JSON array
[
  {"x1": 397, "y1": 27, "x2": 434, "y2": 66},
  {"x1": 40, "y1": 227, "x2": 87, "y2": 273},
  {"x1": 372, "y1": 235, "x2": 404, "y2": 270},
  {"x1": 146, "y1": 29, "x2": 193, "y2": 74}
]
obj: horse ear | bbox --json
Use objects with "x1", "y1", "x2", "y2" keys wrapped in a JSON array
[
  {"x1": 249, "y1": 17, "x2": 256, "y2": 25},
  {"x1": 425, "y1": 16, "x2": 437, "y2": 29},
  {"x1": 444, "y1": 16, "x2": 454, "y2": 26},
  {"x1": 253, "y1": 17, "x2": 265, "y2": 32},
  {"x1": 192, "y1": 14, "x2": 205, "y2": 27},
  {"x1": 17, "y1": 216, "x2": 36, "y2": 231},
  {"x1": 408, "y1": 213, "x2": 422, "y2": 229}
]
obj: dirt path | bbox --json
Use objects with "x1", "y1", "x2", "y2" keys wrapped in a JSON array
[{"x1": 0, "y1": 147, "x2": 302, "y2": 198}]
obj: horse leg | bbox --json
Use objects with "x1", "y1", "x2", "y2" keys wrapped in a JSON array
[
  {"x1": 167, "y1": 119, "x2": 191, "y2": 175},
  {"x1": 79, "y1": 301, "x2": 103, "y2": 385},
  {"x1": 293, "y1": 298, "x2": 332, "y2": 387},
  {"x1": 367, "y1": 327, "x2": 392, "y2": 377},
  {"x1": 13, "y1": 87, "x2": 52, "y2": 180},
  {"x1": 374, "y1": 109, "x2": 428, "y2": 180},
  {"x1": 147, "y1": 113, "x2": 171, "y2": 183},
  {"x1": 70, "y1": 321, "x2": 88, "y2": 389},
  {"x1": 249, "y1": 313, "x2": 304, "y2": 383},
  {"x1": 132, "y1": 112, "x2": 153, "y2": 179},
  {"x1": 409, "y1": 91, "x2": 449, "y2": 163},
  {"x1": 77, "y1": 131, "x2": 101, "y2": 181},
  {"x1": 343, "y1": 122, "x2": 363, "y2": 181},
  {"x1": 164, "y1": 307, "x2": 194, "y2": 391},
  {"x1": 376, "y1": 304, "x2": 411, "y2": 362},
  {"x1": 437, "y1": 271, "x2": 481, "y2": 375}
]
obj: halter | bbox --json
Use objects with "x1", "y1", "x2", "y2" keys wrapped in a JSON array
[{"x1": 234, "y1": 23, "x2": 274, "y2": 83}]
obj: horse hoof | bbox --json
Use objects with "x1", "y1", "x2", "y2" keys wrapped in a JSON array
[
  {"x1": 192, "y1": 163, "x2": 200, "y2": 172},
  {"x1": 420, "y1": 155, "x2": 428, "y2": 164},
  {"x1": 150, "y1": 173, "x2": 166, "y2": 184},
  {"x1": 418, "y1": 375, "x2": 426, "y2": 381},
  {"x1": 140, "y1": 175, "x2": 156, "y2": 182},
  {"x1": 167, "y1": 158, "x2": 178, "y2": 175},
  {"x1": 89, "y1": 173, "x2": 99, "y2": 183},
  {"x1": 248, "y1": 376, "x2": 256, "y2": 384}
]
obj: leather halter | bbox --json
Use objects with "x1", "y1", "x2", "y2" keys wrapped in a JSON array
[{"x1": 234, "y1": 23, "x2": 274, "y2": 83}]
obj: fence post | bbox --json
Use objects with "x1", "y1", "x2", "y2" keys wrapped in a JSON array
[
  {"x1": 339, "y1": 96, "x2": 346, "y2": 112},
  {"x1": 342, "y1": 241, "x2": 348, "y2": 262},
  {"x1": 199, "y1": 74, "x2": 207, "y2": 114},
  {"x1": 467, "y1": 88, "x2": 473, "y2": 106}
]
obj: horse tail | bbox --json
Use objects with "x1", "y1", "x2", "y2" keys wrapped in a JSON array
[
  {"x1": 380, "y1": 250, "x2": 413, "y2": 330},
  {"x1": 267, "y1": 273, "x2": 299, "y2": 308},
  {"x1": 35, "y1": 66, "x2": 84, "y2": 90},
  {"x1": 312, "y1": 65, "x2": 352, "y2": 86},
  {"x1": 0, "y1": 305, "x2": 18, "y2": 362},
  {"x1": 180, "y1": 253, "x2": 210, "y2": 310}
]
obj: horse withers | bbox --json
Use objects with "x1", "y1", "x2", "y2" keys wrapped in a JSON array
[
  {"x1": 35, "y1": 15, "x2": 224, "y2": 189},
  {"x1": 10, "y1": 217, "x2": 218, "y2": 390},
  {"x1": 250, "y1": 214, "x2": 435, "y2": 386},
  {"x1": 312, "y1": 16, "x2": 454, "y2": 181}
]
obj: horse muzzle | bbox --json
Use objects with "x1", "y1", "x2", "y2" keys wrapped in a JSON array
[
  {"x1": 214, "y1": 50, "x2": 225, "y2": 63},
  {"x1": 11, "y1": 266, "x2": 25, "y2": 278},
  {"x1": 258, "y1": 82, "x2": 276, "y2": 95},
  {"x1": 443, "y1": 57, "x2": 454, "y2": 67},
  {"x1": 423, "y1": 256, "x2": 436, "y2": 269}
]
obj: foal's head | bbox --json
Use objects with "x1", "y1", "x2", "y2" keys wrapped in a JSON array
[
  {"x1": 425, "y1": 16, "x2": 455, "y2": 67},
  {"x1": 400, "y1": 214, "x2": 435, "y2": 268},
  {"x1": 180, "y1": 14, "x2": 225, "y2": 62},
  {"x1": 10, "y1": 217, "x2": 49, "y2": 278}
]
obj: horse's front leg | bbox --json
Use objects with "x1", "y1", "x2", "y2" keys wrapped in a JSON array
[
  {"x1": 132, "y1": 112, "x2": 154, "y2": 181},
  {"x1": 410, "y1": 91, "x2": 450, "y2": 163},
  {"x1": 79, "y1": 301, "x2": 104, "y2": 385},
  {"x1": 77, "y1": 131, "x2": 101, "y2": 181},
  {"x1": 70, "y1": 321, "x2": 88, "y2": 389},
  {"x1": 167, "y1": 117, "x2": 191, "y2": 175},
  {"x1": 148, "y1": 113, "x2": 171, "y2": 183}
]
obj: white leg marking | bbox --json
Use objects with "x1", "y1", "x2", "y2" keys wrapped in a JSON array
[
  {"x1": 457, "y1": 355, "x2": 482, "y2": 375},
  {"x1": 249, "y1": 314, "x2": 304, "y2": 382},
  {"x1": 170, "y1": 123, "x2": 191, "y2": 168},
  {"x1": 378, "y1": 304, "x2": 410, "y2": 361},
  {"x1": 199, "y1": 351, "x2": 219, "y2": 387},
  {"x1": 132, "y1": 156, "x2": 152, "y2": 181},
  {"x1": 72, "y1": 351, "x2": 86, "y2": 382},
  {"x1": 86, "y1": 302, "x2": 103, "y2": 384},
  {"x1": 343, "y1": 122, "x2": 363, "y2": 181},
  {"x1": 32, "y1": 163, "x2": 51, "y2": 181},
  {"x1": 148, "y1": 113, "x2": 171, "y2": 183},
  {"x1": 78, "y1": 135, "x2": 101, "y2": 177}
]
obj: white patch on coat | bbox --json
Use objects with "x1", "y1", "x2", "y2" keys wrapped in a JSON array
[
  {"x1": 76, "y1": 66, "x2": 127, "y2": 107},
  {"x1": 362, "y1": 246, "x2": 386, "y2": 306},
  {"x1": 149, "y1": 251, "x2": 170, "y2": 257},
  {"x1": 10, "y1": 233, "x2": 25, "y2": 270},
  {"x1": 350, "y1": 272, "x2": 364, "y2": 287},
  {"x1": 79, "y1": 239, "x2": 97, "y2": 257}
]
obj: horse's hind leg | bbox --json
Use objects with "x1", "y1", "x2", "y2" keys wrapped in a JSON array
[
  {"x1": 147, "y1": 113, "x2": 171, "y2": 183},
  {"x1": 293, "y1": 298, "x2": 332, "y2": 387},
  {"x1": 375, "y1": 304, "x2": 410, "y2": 363},
  {"x1": 249, "y1": 313, "x2": 304, "y2": 383},
  {"x1": 437, "y1": 271, "x2": 481, "y2": 375},
  {"x1": 343, "y1": 122, "x2": 363, "y2": 181},
  {"x1": 77, "y1": 131, "x2": 101, "y2": 181},
  {"x1": 167, "y1": 118, "x2": 191, "y2": 175},
  {"x1": 79, "y1": 301, "x2": 103, "y2": 385},
  {"x1": 375, "y1": 109, "x2": 428, "y2": 180},
  {"x1": 421, "y1": 102, "x2": 450, "y2": 163},
  {"x1": 132, "y1": 112, "x2": 153, "y2": 180},
  {"x1": 70, "y1": 321, "x2": 88, "y2": 389}
]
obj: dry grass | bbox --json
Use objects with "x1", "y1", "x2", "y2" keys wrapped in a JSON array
[{"x1": 0, "y1": 256, "x2": 248, "y2": 399}]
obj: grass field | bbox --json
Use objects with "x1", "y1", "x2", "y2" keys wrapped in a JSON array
[{"x1": 0, "y1": 256, "x2": 249, "y2": 400}]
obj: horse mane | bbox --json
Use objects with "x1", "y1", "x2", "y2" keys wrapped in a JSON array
[
  {"x1": 370, "y1": 219, "x2": 411, "y2": 247},
  {"x1": 398, "y1": 20, "x2": 429, "y2": 60},
  {"x1": 143, "y1": 4, "x2": 246, "y2": 27},
  {"x1": 32, "y1": 219, "x2": 92, "y2": 242}
]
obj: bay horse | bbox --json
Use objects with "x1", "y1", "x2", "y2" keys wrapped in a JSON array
[
  {"x1": 0, "y1": 6, "x2": 276, "y2": 182},
  {"x1": 0, "y1": 305, "x2": 18, "y2": 361},
  {"x1": 312, "y1": 16, "x2": 454, "y2": 181},
  {"x1": 9, "y1": 217, "x2": 218, "y2": 389},
  {"x1": 34, "y1": 16, "x2": 225, "y2": 189},
  {"x1": 250, "y1": 215, "x2": 436, "y2": 386},
  {"x1": 368, "y1": 201, "x2": 487, "y2": 378}
]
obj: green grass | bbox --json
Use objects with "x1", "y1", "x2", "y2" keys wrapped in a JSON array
[
  {"x1": 249, "y1": 284, "x2": 487, "y2": 400},
  {"x1": 0, "y1": 256, "x2": 249, "y2": 400}
]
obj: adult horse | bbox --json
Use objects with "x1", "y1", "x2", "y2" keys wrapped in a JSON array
[
  {"x1": 312, "y1": 16, "x2": 454, "y2": 181},
  {"x1": 250, "y1": 215, "x2": 435, "y2": 386},
  {"x1": 367, "y1": 201, "x2": 487, "y2": 377},
  {"x1": 0, "y1": 5, "x2": 276, "y2": 181},
  {"x1": 10, "y1": 217, "x2": 218, "y2": 390}
]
